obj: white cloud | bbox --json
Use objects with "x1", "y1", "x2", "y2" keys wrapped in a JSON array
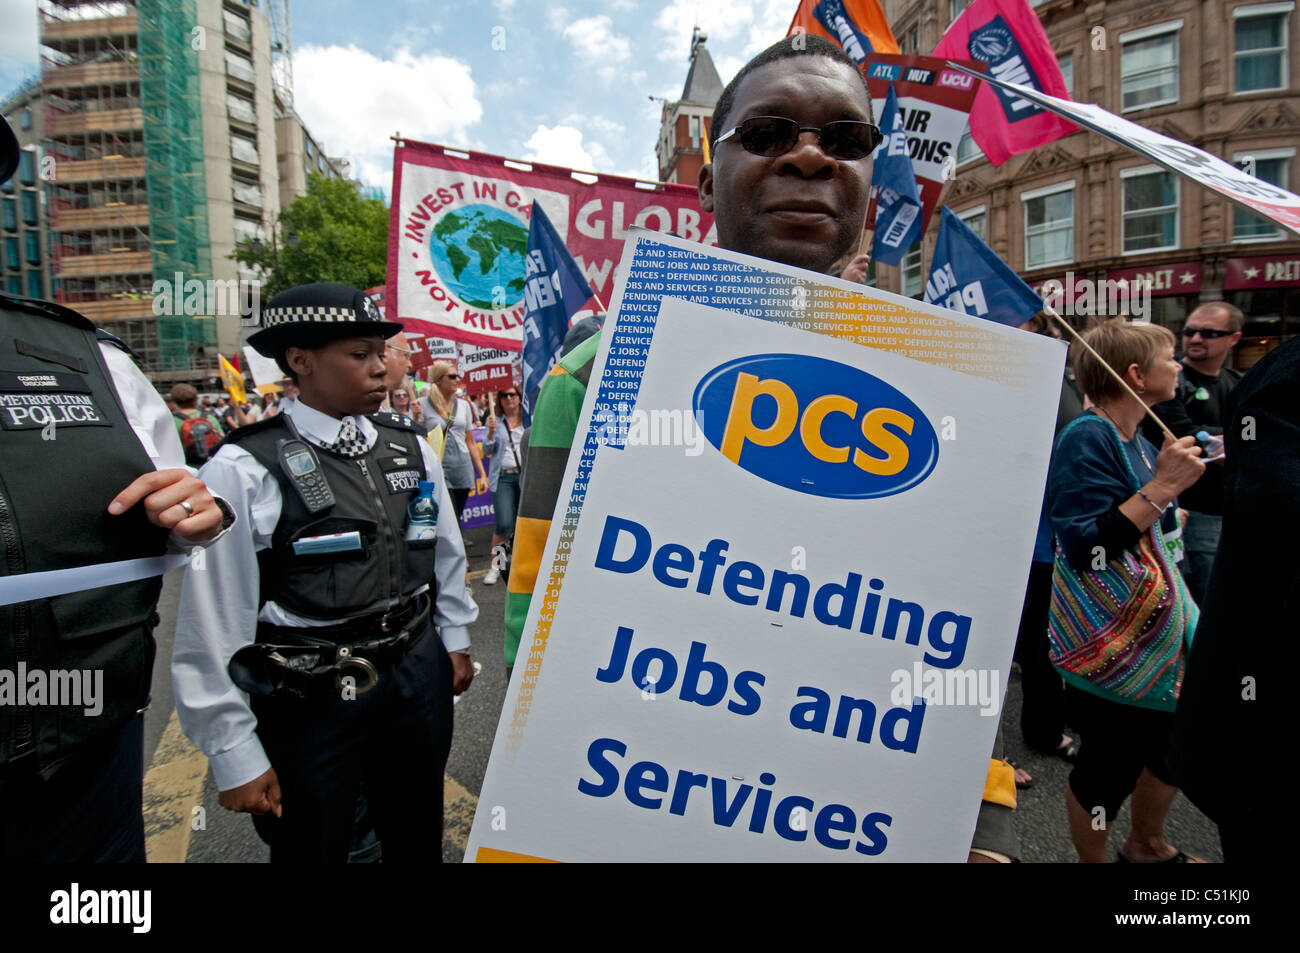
[
  {"x1": 654, "y1": 0, "x2": 790, "y2": 61},
  {"x1": 522, "y1": 123, "x2": 614, "y2": 174},
  {"x1": 292, "y1": 44, "x2": 481, "y2": 189},
  {"x1": 545, "y1": 6, "x2": 572, "y2": 33},
  {"x1": 560, "y1": 113, "x2": 625, "y2": 137},
  {"x1": 563, "y1": 15, "x2": 631, "y2": 66},
  {"x1": 0, "y1": 0, "x2": 39, "y2": 97}
]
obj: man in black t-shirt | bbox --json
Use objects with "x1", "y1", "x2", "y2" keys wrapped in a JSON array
[{"x1": 1142, "y1": 302, "x2": 1244, "y2": 603}]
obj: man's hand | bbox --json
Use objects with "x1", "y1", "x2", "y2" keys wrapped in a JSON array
[
  {"x1": 108, "y1": 469, "x2": 222, "y2": 542},
  {"x1": 474, "y1": 474, "x2": 489, "y2": 496},
  {"x1": 219, "y1": 768, "x2": 282, "y2": 815},
  {"x1": 450, "y1": 651, "x2": 475, "y2": 694},
  {"x1": 841, "y1": 253, "x2": 871, "y2": 284}
]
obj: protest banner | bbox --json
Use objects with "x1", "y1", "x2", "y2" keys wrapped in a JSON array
[
  {"x1": 407, "y1": 336, "x2": 459, "y2": 374},
  {"x1": 241, "y1": 345, "x2": 284, "y2": 392},
  {"x1": 944, "y1": 63, "x2": 1300, "y2": 235},
  {"x1": 466, "y1": 230, "x2": 1065, "y2": 862},
  {"x1": 461, "y1": 425, "x2": 494, "y2": 530},
  {"x1": 387, "y1": 139, "x2": 715, "y2": 352},
  {"x1": 933, "y1": 0, "x2": 1077, "y2": 166},
  {"x1": 926, "y1": 206, "x2": 1044, "y2": 327},
  {"x1": 522, "y1": 203, "x2": 597, "y2": 420},
  {"x1": 461, "y1": 344, "x2": 516, "y2": 396},
  {"x1": 871, "y1": 85, "x2": 924, "y2": 265},
  {"x1": 861, "y1": 55, "x2": 983, "y2": 234},
  {"x1": 788, "y1": 0, "x2": 899, "y2": 61},
  {"x1": 218, "y1": 354, "x2": 246, "y2": 404}
]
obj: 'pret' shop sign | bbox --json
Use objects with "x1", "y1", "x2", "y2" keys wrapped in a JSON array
[
  {"x1": 1106, "y1": 262, "x2": 1203, "y2": 296},
  {"x1": 1224, "y1": 255, "x2": 1300, "y2": 289}
]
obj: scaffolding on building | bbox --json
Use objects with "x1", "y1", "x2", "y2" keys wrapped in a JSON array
[
  {"x1": 138, "y1": 0, "x2": 214, "y2": 372},
  {"x1": 39, "y1": 0, "x2": 213, "y2": 377}
]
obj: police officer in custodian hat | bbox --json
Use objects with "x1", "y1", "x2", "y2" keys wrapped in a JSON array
[{"x1": 171, "y1": 282, "x2": 477, "y2": 862}]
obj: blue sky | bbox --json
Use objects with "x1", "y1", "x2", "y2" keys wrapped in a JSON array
[{"x1": 1, "y1": 0, "x2": 795, "y2": 194}]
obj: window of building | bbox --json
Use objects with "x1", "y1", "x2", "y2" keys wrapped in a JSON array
[
  {"x1": 957, "y1": 126, "x2": 983, "y2": 165},
  {"x1": 950, "y1": 0, "x2": 968, "y2": 23},
  {"x1": 1059, "y1": 52, "x2": 1074, "y2": 96},
  {"x1": 18, "y1": 150, "x2": 36, "y2": 185},
  {"x1": 1121, "y1": 167, "x2": 1179, "y2": 253},
  {"x1": 232, "y1": 179, "x2": 263, "y2": 208},
  {"x1": 231, "y1": 134, "x2": 258, "y2": 165},
  {"x1": 20, "y1": 191, "x2": 38, "y2": 226},
  {"x1": 25, "y1": 270, "x2": 41, "y2": 298},
  {"x1": 902, "y1": 246, "x2": 923, "y2": 297},
  {"x1": 1120, "y1": 22, "x2": 1182, "y2": 111},
  {"x1": 317, "y1": 154, "x2": 325, "y2": 173},
  {"x1": 958, "y1": 205, "x2": 987, "y2": 240},
  {"x1": 1022, "y1": 181, "x2": 1075, "y2": 269},
  {"x1": 24, "y1": 231, "x2": 41, "y2": 264},
  {"x1": 1233, "y1": 148, "x2": 1293, "y2": 239},
  {"x1": 304, "y1": 134, "x2": 314, "y2": 158},
  {"x1": 20, "y1": 109, "x2": 32, "y2": 131},
  {"x1": 1, "y1": 199, "x2": 14, "y2": 231},
  {"x1": 224, "y1": 49, "x2": 256, "y2": 83},
  {"x1": 233, "y1": 216, "x2": 262, "y2": 244},
  {"x1": 3, "y1": 237, "x2": 17, "y2": 267},
  {"x1": 5, "y1": 276, "x2": 21, "y2": 295},
  {"x1": 1234, "y1": 3, "x2": 1293, "y2": 93},
  {"x1": 226, "y1": 92, "x2": 256, "y2": 124}
]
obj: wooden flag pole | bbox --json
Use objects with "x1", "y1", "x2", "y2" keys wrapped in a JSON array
[{"x1": 1043, "y1": 306, "x2": 1177, "y2": 444}]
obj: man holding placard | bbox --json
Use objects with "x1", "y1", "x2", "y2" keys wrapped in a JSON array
[{"x1": 494, "y1": 35, "x2": 1035, "y2": 862}]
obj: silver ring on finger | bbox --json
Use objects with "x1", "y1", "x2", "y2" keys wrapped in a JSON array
[{"x1": 177, "y1": 500, "x2": 195, "y2": 518}]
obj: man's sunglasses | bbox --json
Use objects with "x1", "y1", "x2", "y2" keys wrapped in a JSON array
[
  {"x1": 715, "y1": 116, "x2": 882, "y2": 161},
  {"x1": 1183, "y1": 327, "x2": 1234, "y2": 339}
]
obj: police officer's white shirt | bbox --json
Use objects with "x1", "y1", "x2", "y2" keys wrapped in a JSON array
[
  {"x1": 100, "y1": 341, "x2": 234, "y2": 551},
  {"x1": 101, "y1": 342, "x2": 183, "y2": 469},
  {"x1": 171, "y1": 397, "x2": 477, "y2": 792}
]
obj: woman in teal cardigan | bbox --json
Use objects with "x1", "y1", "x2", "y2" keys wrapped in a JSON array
[{"x1": 1047, "y1": 319, "x2": 1205, "y2": 863}]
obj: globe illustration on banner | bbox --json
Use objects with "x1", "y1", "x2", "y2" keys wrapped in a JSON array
[{"x1": 428, "y1": 204, "x2": 529, "y2": 310}]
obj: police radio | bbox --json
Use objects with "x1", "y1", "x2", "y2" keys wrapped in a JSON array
[{"x1": 275, "y1": 416, "x2": 335, "y2": 513}]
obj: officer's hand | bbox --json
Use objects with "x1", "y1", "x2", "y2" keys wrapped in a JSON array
[
  {"x1": 450, "y1": 651, "x2": 475, "y2": 695},
  {"x1": 218, "y1": 768, "x2": 282, "y2": 816},
  {"x1": 108, "y1": 469, "x2": 223, "y2": 542}
]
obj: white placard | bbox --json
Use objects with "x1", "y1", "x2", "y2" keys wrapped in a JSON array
[{"x1": 467, "y1": 232, "x2": 1065, "y2": 862}]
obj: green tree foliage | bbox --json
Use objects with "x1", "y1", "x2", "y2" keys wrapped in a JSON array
[{"x1": 232, "y1": 174, "x2": 387, "y2": 296}]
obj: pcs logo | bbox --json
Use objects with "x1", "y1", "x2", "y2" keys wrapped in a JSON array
[{"x1": 692, "y1": 354, "x2": 939, "y2": 500}]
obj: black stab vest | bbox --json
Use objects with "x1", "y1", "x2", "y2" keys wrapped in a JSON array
[
  {"x1": 0, "y1": 293, "x2": 169, "y2": 779},
  {"x1": 226, "y1": 411, "x2": 438, "y2": 622}
]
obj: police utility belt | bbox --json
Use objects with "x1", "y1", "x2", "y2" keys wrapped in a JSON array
[{"x1": 228, "y1": 593, "x2": 430, "y2": 701}]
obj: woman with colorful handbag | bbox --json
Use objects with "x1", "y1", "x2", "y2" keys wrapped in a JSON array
[{"x1": 1046, "y1": 319, "x2": 1206, "y2": 863}]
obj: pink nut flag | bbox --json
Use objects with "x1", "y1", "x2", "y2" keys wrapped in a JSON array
[{"x1": 933, "y1": 0, "x2": 1076, "y2": 166}]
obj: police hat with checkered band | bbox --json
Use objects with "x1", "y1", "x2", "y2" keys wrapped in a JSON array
[{"x1": 248, "y1": 282, "x2": 403, "y2": 358}]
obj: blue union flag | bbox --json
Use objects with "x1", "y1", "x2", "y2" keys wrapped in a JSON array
[
  {"x1": 521, "y1": 203, "x2": 595, "y2": 421},
  {"x1": 871, "y1": 84, "x2": 923, "y2": 266}
]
